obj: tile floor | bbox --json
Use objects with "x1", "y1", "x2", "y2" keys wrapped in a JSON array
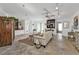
[{"x1": 0, "y1": 33, "x2": 79, "y2": 55}]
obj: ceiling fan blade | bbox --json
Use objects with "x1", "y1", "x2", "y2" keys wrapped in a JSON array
[{"x1": 51, "y1": 15, "x2": 55, "y2": 17}]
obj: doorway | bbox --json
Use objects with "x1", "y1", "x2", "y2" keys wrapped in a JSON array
[
  {"x1": 57, "y1": 22, "x2": 63, "y2": 33},
  {"x1": 57, "y1": 22, "x2": 63, "y2": 40}
]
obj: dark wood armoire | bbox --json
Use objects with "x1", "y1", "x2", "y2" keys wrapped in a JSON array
[{"x1": 0, "y1": 16, "x2": 14, "y2": 47}]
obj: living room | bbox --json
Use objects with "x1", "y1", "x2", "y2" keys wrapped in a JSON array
[{"x1": 0, "y1": 3, "x2": 79, "y2": 55}]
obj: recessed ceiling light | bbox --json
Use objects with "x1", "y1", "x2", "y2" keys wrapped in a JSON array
[
  {"x1": 56, "y1": 6, "x2": 58, "y2": 10},
  {"x1": 56, "y1": 3, "x2": 59, "y2": 10}
]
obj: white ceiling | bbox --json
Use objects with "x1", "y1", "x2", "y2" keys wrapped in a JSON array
[
  {"x1": 0, "y1": 3, "x2": 79, "y2": 20},
  {"x1": 22, "y1": 3, "x2": 79, "y2": 19}
]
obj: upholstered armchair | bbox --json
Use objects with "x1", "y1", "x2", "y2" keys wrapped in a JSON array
[{"x1": 33, "y1": 31, "x2": 53, "y2": 48}]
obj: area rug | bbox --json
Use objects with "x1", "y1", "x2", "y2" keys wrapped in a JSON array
[{"x1": 19, "y1": 37, "x2": 34, "y2": 46}]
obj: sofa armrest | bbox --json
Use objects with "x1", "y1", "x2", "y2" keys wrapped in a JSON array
[{"x1": 34, "y1": 36, "x2": 45, "y2": 40}]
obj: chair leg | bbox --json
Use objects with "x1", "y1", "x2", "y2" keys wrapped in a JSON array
[
  {"x1": 34, "y1": 43, "x2": 36, "y2": 45},
  {"x1": 43, "y1": 45, "x2": 46, "y2": 48}
]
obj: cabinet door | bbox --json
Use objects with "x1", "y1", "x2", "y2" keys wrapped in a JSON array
[
  {"x1": 0, "y1": 21, "x2": 5, "y2": 46},
  {"x1": 0, "y1": 20, "x2": 13, "y2": 47},
  {"x1": 0, "y1": 21, "x2": 2, "y2": 45},
  {"x1": 4, "y1": 21, "x2": 12, "y2": 45}
]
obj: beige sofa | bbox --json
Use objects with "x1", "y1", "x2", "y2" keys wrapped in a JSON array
[{"x1": 33, "y1": 31, "x2": 52, "y2": 48}]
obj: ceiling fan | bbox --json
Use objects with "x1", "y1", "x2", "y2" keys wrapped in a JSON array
[
  {"x1": 42, "y1": 8, "x2": 55, "y2": 18},
  {"x1": 42, "y1": 3, "x2": 63, "y2": 19}
]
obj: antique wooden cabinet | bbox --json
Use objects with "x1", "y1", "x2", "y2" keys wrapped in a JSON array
[{"x1": 0, "y1": 16, "x2": 14, "y2": 47}]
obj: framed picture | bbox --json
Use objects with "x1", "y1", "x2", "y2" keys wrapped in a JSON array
[
  {"x1": 74, "y1": 16, "x2": 78, "y2": 29},
  {"x1": 47, "y1": 19, "x2": 55, "y2": 28},
  {"x1": 63, "y1": 22, "x2": 69, "y2": 28},
  {"x1": 18, "y1": 20, "x2": 24, "y2": 30}
]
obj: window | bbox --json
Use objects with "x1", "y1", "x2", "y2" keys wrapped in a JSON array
[
  {"x1": 37, "y1": 23, "x2": 45, "y2": 33},
  {"x1": 41, "y1": 23, "x2": 45, "y2": 33},
  {"x1": 37, "y1": 23, "x2": 41, "y2": 32}
]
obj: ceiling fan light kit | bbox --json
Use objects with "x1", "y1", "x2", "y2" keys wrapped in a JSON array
[{"x1": 42, "y1": 3, "x2": 61, "y2": 19}]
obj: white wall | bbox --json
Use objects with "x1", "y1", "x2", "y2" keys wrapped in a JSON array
[
  {"x1": 14, "y1": 16, "x2": 73, "y2": 36},
  {"x1": 71, "y1": 10, "x2": 79, "y2": 32},
  {"x1": 56, "y1": 18, "x2": 72, "y2": 36},
  {"x1": 26, "y1": 17, "x2": 45, "y2": 34},
  {"x1": 56, "y1": 10, "x2": 79, "y2": 36},
  {"x1": 27, "y1": 16, "x2": 72, "y2": 36}
]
